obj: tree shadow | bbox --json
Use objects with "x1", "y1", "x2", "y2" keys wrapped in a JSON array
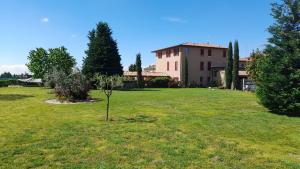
[
  {"x1": 270, "y1": 111, "x2": 300, "y2": 118},
  {"x1": 117, "y1": 88, "x2": 161, "y2": 92},
  {"x1": 0, "y1": 94, "x2": 34, "y2": 101},
  {"x1": 123, "y1": 115, "x2": 158, "y2": 123}
]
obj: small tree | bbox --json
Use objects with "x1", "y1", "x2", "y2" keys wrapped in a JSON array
[
  {"x1": 232, "y1": 40, "x2": 240, "y2": 89},
  {"x1": 225, "y1": 42, "x2": 233, "y2": 89},
  {"x1": 27, "y1": 46, "x2": 76, "y2": 80},
  {"x1": 95, "y1": 74, "x2": 123, "y2": 121},
  {"x1": 184, "y1": 57, "x2": 189, "y2": 87},
  {"x1": 136, "y1": 53, "x2": 143, "y2": 88},
  {"x1": 128, "y1": 64, "x2": 137, "y2": 71},
  {"x1": 246, "y1": 49, "x2": 264, "y2": 81},
  {"x1": 26, "y1": 48, "x2": 49, "y2": 79},
  {"x1": 48, "y1": 46, "x2": 76, "y2": 74}
]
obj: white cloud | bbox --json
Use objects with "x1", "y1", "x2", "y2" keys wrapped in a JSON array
[
  {"x1": 0, "y1": 64, "x2": 30, "y2": 74},
  {"x1": 71, "y1": 34, "x2": 77, "y2": 38},
  {"x1": 41, "y1": 17, "x2": 49, "y2": 23},
  {"x1": 161, "y1": 17, "x2": 187, "y2": 23}
]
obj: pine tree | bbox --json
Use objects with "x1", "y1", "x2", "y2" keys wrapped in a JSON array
[
  {"x1": 184, "y1": 57, "x2": 189, "y2": 87},
  {"x1": 82, "y1": 22, "x2": 123, "y2": 79},
  {"x1": 232, "y1": 40, "x2": 239, "y2": 89},
  {"x1": 225, "y1": 42, "x2": 233, "y2": 89},
  {"x1": 136, "y1": 53, "x2": 143, "y2": 88},
  {"x1": 256, "y1": 0, "x2": 300, "y2": 116}
]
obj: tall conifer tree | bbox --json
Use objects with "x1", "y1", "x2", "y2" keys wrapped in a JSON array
[
  {"x1": 256, "y1": 0, "x2": 300, "y2": 115},
  {"x1": 135, "y1": 53, "x2": 143, "y2": 88},
  {"x1": 232, "y1": 40, "x2": 239, "y2": 89},
  {"x1": 225, "y1": 42, "x2": 233, "y2": 89},
  {"x1": 184, "y1": 57, "x2": 189, "y2": 87},
  {"x1": 82, "y1": 22, "x2": 123, "y2": 79}
]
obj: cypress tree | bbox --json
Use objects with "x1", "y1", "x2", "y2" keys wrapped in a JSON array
[
  {"x1": 135, "y1": 53, "x2": 143, "y2": 88},
  {"x1": 225, "y1": 42, "x2": 233, "y2": 89},
  {"x1": 82, "y1": 22, "x2": 123, "y2": 79},
  {"x1": 184, "y1": 57, "x2": 189, "y2": 87},
  {"x1": 232, "y1": 40, "x2": 239, "y2": 89},
  {"x1": 256, "y1": 0, "x2": 300, "y2": 116}
]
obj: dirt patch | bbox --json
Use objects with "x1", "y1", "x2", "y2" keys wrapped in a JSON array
[{"x1": 45, "y1": 99, "x2": 97, "y2": 104}]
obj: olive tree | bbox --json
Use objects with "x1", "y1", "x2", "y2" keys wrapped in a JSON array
[{"x1": 94, "y1": 74, "x2": 123, "y2": 121}]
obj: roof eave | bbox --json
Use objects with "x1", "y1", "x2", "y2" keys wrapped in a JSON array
[{"x1": 151, "y1": 44, "x2": 227, "y2": 53}]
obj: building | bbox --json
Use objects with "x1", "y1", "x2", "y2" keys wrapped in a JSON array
[
  {"x1": 143, "y1": 65, "x2": 156, "y2": 72},
  {"x1": 218, "y1": 57, "x2": 255, "y2": 90},
  {"x1": 123, "y1": 71, "x2": 169, "y2": 81},
  {"x1": 152, "y1": 42, "x2": 227, "y2": 86}
]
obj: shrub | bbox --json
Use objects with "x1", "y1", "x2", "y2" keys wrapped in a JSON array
[
  {"x1": 0, "y1": 80, "x2": 18, "y2": 87},
  {"x1": 148, "y1": 77, "x2": 171, "y2": 88},
  {"x1": 46, "y1": 69, "x2": 90, "y2": 101}
]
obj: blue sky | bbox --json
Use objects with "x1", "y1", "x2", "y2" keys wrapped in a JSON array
[{"x1": 0, "y1": 0, "x2": 275, "y2": 74}]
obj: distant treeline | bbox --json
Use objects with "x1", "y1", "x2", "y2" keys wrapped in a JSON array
[{"x1": 0, "y1": 72, "x2": 31, "y2": 80}]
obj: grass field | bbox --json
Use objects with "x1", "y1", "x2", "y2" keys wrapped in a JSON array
[{"x1": 0, "y1": 87, "x2": 299, "y2": 168}]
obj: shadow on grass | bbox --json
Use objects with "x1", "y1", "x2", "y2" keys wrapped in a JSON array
[
  {"x1": 117, "y1": 88, "x2": 161, "y2": 92},
  {"x1": 0, "y1": 94, "x2": 34, "y2": 101},
  {"x1": 123, "y1": 115, "x2": 158, "y2": 123},
  {"x1": 270, "y1": 111, "x2": 300, "y2": 118}
]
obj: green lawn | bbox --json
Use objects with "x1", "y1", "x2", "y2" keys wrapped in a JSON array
[{"x1": 0, "y1": 87, "x2": 299, "y2": 168}]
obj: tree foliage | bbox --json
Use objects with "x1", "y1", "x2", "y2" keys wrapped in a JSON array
[
  {"x1": 136, "y1": 53, "x2": 143, "y2": 88},
  {"x1": 246, "y1": 49, "x2": 264, "y2": 81},
  {"x1": 26, "y1": 48, "x2": 49, "y2": 79},
  {"x1": 225, "y1": 42, "x2": 233, "y2": 89},
  {"x1": 27, "y1": 47, "x2": 76, "y2": 79},
  {"x1": 184, "y1": 57, "x2": 189, "y2": 87},
  {"x1": 48, "y1": 46, "x2": 76, "y2": 74},
  {"x1": 46, "y1": 69, "x2": 90, "y2": 101},
  {"x1": 94, "y1": 74, "x2": 123, "y2": 121},
  {"x1": 232, "y1": 40, "x2": 240, "y2": 89},
  {"x1": 82, "y1": 22, "x2": 123, "y2": 79},
  {"x1": 128, "y1": 64, "x2": 137, "y2": 71},
  {"x1": 255, "y1": 0, "x2": 300, "y2": 115}
]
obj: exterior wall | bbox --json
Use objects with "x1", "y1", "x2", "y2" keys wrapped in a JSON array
[
  {"x1": 184, "y1": 47, "x2": 227, "y2": 86},
  {"x1": 155, "y1": 46, "x2": 227, "y2": 86},
  {"x1": 155, "y1": 48, "x2": 182, "y2": 81}
]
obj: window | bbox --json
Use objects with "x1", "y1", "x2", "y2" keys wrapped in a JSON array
[
  {"x1": 207, "y1": 77, "x2": 211, "y2": 83},
  {"x1": 208, "y1": 49, "x2": 212, "y2": 56},
  {"x1": 175, "y1": 61, "x2": 178, "y2": 71},
  {"x1": 200, "y1": 48, "x2": 204, "y2": 56},
  {"x1": 213, "y1": 70, "x2": 218, "y2": 77},
  {"x1": 200, "y1": 62, "x2": 204, "y2": 71},
  {"x1": 157, "y1": 51, "x2": 162, "y2": 58},
  {"x1": 208, "y1": 61, "x2": 211, "y2": 71},
  {"x1": 223, "y1": 50, "x2": 226, "y2": 58},
  {"x1": 166, "y1": 49, "x2": 171, "y2": 57},
  {"x1": 167, "y1": 62, "x2": 169, "y2": 71},
  {"x1": 174, "y1": 48, "x2": 179, "y2": 56},
  {"x1": 200, "y1": 76, "x2": 203, "y2": 83}
]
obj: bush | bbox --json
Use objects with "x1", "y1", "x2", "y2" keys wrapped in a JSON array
[
  {"x1": 147, "y1": 77, "x2": 171, "y2": 88},
  {"x1": 0, "y1": 80, "x2": 18, "y2": 87},
  {"x1": 46, "y1": 69, "x2": 90, "y2": 101}
]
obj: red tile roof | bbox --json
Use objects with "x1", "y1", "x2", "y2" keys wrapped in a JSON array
[
  {"x1": 239, "y1": 57, "x2": 251, "y2": 62},
  {"x1": 152, "y1": 42, "x2": 227, "y2": 52},
  {"x1": 124, "y1": 71, "x2": 169, "y2": 77}
]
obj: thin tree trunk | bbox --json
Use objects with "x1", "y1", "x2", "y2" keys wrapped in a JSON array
[{"x1": 106, "y1": 95, "x2": 110, "y2": 121}]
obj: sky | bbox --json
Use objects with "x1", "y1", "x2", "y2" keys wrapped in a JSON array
[{"x1": 0, "y1": 0, "x2": 276, "y2": 74}]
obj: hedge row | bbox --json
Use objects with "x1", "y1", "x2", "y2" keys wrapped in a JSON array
[{"x1": 0, "y1": 80, "x2": 19, "y2": 87}]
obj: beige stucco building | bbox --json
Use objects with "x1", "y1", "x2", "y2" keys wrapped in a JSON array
[{"x1": 152, "y1": 42, "x2": 227, "y2": 86}]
